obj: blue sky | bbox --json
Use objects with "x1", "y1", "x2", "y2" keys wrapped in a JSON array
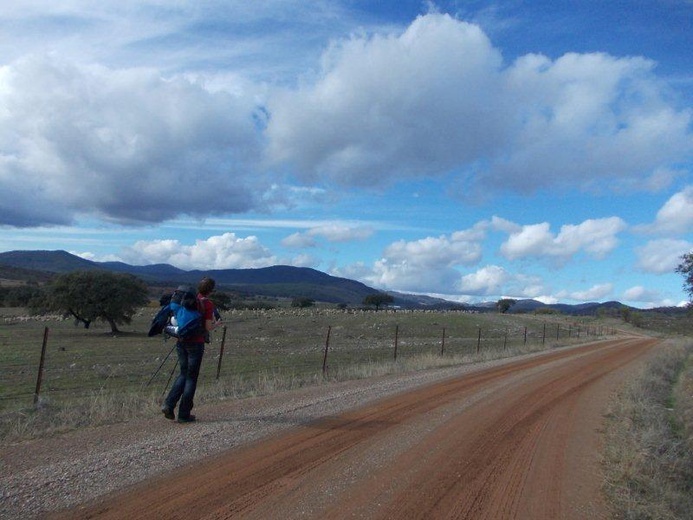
[{"x1": 0, "y1": 1, "x2": 691, "y2": 307}]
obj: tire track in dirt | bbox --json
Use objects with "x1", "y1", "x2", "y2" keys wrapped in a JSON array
[{"x1": 57, "y1": 337, "x2": 659, "y2": 520}]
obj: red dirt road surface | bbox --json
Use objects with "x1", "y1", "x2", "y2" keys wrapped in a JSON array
[{"x1": 59, "y1": 337, "x2": 659, "y2": 520}]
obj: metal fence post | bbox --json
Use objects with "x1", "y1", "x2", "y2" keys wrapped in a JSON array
[
  {"x1": 216, "y1": 325, "x2": 228, "y2": 380},
  {"x1": 33, "y1": 327, "x2": 49, "y2": 405},
  {"x1": 393, "y1": 325, "x2": 399, "y2": 361},
  {"x1": 322, "y1": 325, "x2": 331, "y2": 376},
  {"x1": 542, "y1": 323, "x2": 546, "y2": 345}
]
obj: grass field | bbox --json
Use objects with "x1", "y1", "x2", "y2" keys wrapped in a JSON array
[{"x1": 1, "y1": 306, "x2": 608, "y2": 416}]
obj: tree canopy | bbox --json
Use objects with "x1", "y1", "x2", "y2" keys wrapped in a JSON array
[
  {"x1": 496, "y1": 298, "x2": 517, "y2": 314},
  {"x1": 45, "y1": 270, "x2": 149, "y2": 333},
  {"x1": 363, "y1": 292, "x2": 394, "y2": 311},
  {"x1": 675, "y1": 252, "x2": 693, "y2": 303}
]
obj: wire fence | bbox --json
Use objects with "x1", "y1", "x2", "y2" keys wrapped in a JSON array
[{"x1": 0, "y1": 308, "x2": 615, "y2": 410}]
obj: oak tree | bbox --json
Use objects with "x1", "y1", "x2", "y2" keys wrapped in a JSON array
[{"x1": 47, "y1": 271, "x2": 149, "y2": 333}]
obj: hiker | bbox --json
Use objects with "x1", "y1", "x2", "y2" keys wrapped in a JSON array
[{"x1": 162, "y1": 277, "x2": 218, "y2": 423}]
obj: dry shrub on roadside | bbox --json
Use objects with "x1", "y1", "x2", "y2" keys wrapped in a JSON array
[{"x1": 603, "y1": 340, "x2": 693, "y2": 520}]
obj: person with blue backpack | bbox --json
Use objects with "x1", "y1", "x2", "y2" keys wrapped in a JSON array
[{"x1": 161, "y1": 277, "x2": 217, "y2": 424}]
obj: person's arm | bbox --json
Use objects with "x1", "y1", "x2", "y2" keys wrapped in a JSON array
[{"x1": 204, "y1": 299, "x2": 215, "y2": 331}]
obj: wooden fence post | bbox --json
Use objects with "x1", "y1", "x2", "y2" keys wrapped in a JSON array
[
  {"x1": 441, "y1": 327, "x2": 446, "y2": 356},
  {"x1": 216, "y1": 325, "x2": 228, "y2": 380},
  {"x1": 34, "y1": 327, "x2": 49, "y2": 405},
  {"x1": 476, "y1": 327, "x2": 481, "y2": 354}
]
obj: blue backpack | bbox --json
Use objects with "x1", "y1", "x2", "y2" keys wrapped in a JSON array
[{"x1": 148, "y1": 286, "x2": 204, "y2": 340}]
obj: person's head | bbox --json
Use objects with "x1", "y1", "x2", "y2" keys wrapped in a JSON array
[{"x1": 198, "y1": 277, "x2": 216, "y2": 296}]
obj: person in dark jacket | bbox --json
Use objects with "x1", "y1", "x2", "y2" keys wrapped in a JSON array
[{"x1": 162, "y1": 277, "x2": 217, "y2": 423}]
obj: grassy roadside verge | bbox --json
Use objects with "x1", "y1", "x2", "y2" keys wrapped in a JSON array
[{"x1": 603, "y1": 338, "x2": 693, "y2": 519}]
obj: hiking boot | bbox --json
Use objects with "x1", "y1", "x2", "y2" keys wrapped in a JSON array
[
  {"x1": 161, "y1": 406, "x2": 175, "y2": 420},
  {"x1": 177, "y1": 415, "x2": 196, "y2": 424}
]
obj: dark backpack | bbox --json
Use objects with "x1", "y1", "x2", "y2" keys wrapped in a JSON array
[{"x1": 148, "y1": 286, "x2": 205, "y2": 340}]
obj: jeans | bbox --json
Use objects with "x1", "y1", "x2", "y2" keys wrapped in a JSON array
[{"x1": 165, "y1": 342, "x2": 204, "y2": 419}]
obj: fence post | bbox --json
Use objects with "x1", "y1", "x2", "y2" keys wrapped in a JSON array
[
  {"x1": 393, "y1": 325, "x2": 399, "y2": 361},
  {"x1": 34, "y1": 327, "x2": 49, "y2": 405},
  {"x1": 503, "y1": 329, "x2": 508, "y2": 350},
  {"x1": 524, "y1": 326, "x2": 527, "y2": 345},
  {"x1": 556, "y1": 324, "x2": 560, "y2": 341},
  {"x1": 441, "y1": 327, "x2": 446, "y2": 356},
  {"x1": 322, "y1": 326, "x2": 331, "y2": 376},
  {"x1": 216, "y1": 325, "x2": 228, "y2": 380},
  {"x1": 542, "y1": 323, "x2": 546, "y2": 345},
  {"x1": 476, "y1": 327, "x2": 481, "y2": 354}
]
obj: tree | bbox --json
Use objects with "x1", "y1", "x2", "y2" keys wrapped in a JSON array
[
  {"x1": 363, "y1": 292, "x2": 394, "y2": 311},
  {"x1": 46, "y1": 271, "x2": 149, "y2": 333},
  {"x1": 210, "y1": 291, "x2": 232, "y2": 312},
  {"x1": 496, "y1": 298, "x2": 516, "y2": 314},
  {"x1": 291, "y1": 297, "x2": 315, "y2": 308},
  {"x1": 675, "y1": 252, "x2": 693, "y2": 303}
]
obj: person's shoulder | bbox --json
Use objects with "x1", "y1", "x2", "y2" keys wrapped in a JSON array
[{"x1": 198, "y1": 295, "x2": 214, "y2": 310}]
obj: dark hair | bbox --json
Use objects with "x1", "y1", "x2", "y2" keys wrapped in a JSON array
[{"x1": 197, "y1": 277, "x2": 216, "y2": 296}]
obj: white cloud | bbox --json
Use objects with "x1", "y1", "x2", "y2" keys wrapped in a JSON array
[
  {"x1": 623, "y1": 286, "x2": 664, "y2": 305},
  {"x1": 0, "y1": 56, "x2": 263, "y2": 226},
  {"x1": 636, "y1": 238, "x2": 692, "y2": 273},
  {"x1": 647, "y1": 185, "x2": 693, "y2": 235},
  {"x1": 307, "y1": 224, "x2": 375, "y2": 242},
  {"x1": 120, "y1": 232, "x2": 277, "y2": 269},
  {"x1": 267, "y1": 13, "x2": 692, "y2": 195},
  {"x1": 457, "y1": 265, "x2": 509, "y2": 295},
  {"x1": 281, "y1": 223, "x2": 374, "y2": 249},
  {"x1": 355, "y1": 224, "x2": 488, "y2": 293},
  {"x1": 3, "y1": 12, "x2": 691, "y2": 229},
  {"x1": 567, "y1": 283, "x2": 614, "y2": 301},
  {"x1": 499, "y1": 217, "x2": 627, "y2": 261},
  {"x1": 281, "y1": 233, "x2": 317, "y2": 249}
]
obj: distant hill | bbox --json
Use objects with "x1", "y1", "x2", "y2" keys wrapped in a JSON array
[
  {"x1": 0, "y1": 250, "x2": 426, "y2": 306},
  {"x1": 0, "y1": 250, "x2": 669, "y2": 313},
  {"x1": 501, "y1": 298, "x2": 636, "y2": 316}
]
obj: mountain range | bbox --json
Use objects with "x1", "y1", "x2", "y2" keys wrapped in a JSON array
[{"x1": 0, "y1": 249, "x2": 650, "y2": 314}]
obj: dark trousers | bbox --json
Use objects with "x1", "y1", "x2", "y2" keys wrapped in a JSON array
[{"x1": 165, "y1": 342, "x2": 204, "y2": 419}]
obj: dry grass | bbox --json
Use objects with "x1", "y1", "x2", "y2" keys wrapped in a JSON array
[
  {"x1": 603, "y1": 339, "x2": 693, "y2": 519},
  {"x1": 0, "y1": 326, "x2": 568, "y2": 444}
]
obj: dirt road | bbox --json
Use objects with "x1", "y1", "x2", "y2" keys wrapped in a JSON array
[{"x1": 54, "y1": 336, "x2": 658, "y2": 520}]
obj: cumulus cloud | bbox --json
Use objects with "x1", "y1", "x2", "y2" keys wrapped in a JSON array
[
  {"x1": 623, "y1": 286, "x2": 665, "y2": 306},
  {"x1": 281, "y1": 223, "x2": 374, "y2": 249},
  {"x1": 566, "y1": 283, "x2": 614, "y2": 301},
  {"x1": 0, "y1": 56, "x2": 263, "y2": 227},
  {"x1": 3, "y1": 13, "x2": 691, "y2": 229},
  {"x1": 120, "y1": 232, "x2": 277, "y2": 270},
  {"x1": 499, "y1": 217, "x2": 627, "y2": 261},
  {"x1": 645, "y1": 186, "x2": 693, "y2": 235},
  {"x1": 457, "y1": 265, "x2": 510, "y2": 295},
  {"x1": 356, "y1": 223, "x2": 488, "y2": 293},
  {"x1": 266, "y1": 13, "x2": 692, "y2": 195},
  {"x1": 636, "y1": 238, "x2": 692, "y2": 273}
]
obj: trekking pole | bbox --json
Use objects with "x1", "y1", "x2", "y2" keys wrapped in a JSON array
[
  {"x1": 162, "y1": 359, "x2": 179, "y2": 398},
  {"x1": 146, "y1": 341, "x2": 176, "y2": 387}
]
